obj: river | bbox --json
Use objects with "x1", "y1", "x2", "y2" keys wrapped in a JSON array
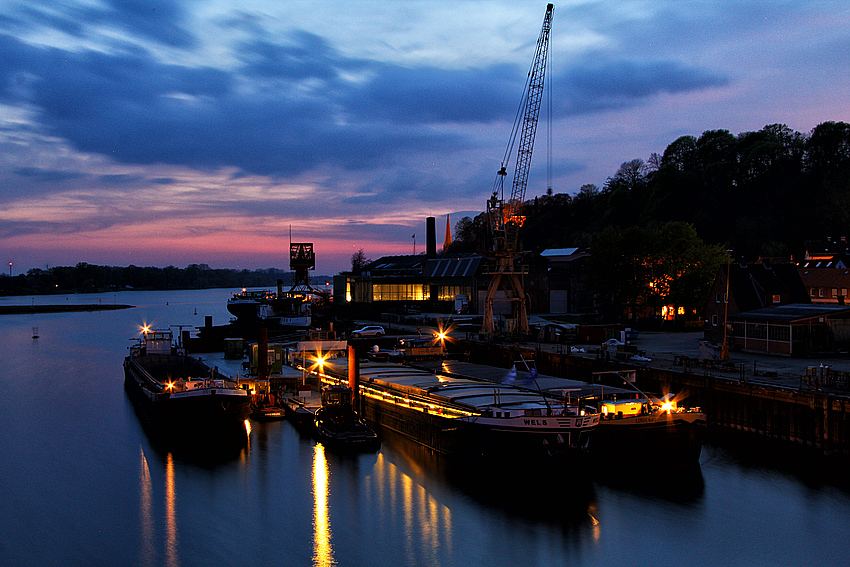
[{"x1": 0, "y1": 288, "x2": 848, "y2": 566}]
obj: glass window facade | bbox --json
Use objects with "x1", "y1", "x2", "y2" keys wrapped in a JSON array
[{"x1": 372, "y1": 283, "x2": 429, "y2": 302}]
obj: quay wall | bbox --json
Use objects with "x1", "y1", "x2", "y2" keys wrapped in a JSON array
[{"x1": 458, "y1": 340, "x2": 850, "y2": 457}]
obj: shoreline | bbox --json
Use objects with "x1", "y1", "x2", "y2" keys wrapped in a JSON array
[{"x1": 0, "y1": 304, "x2": 134, "y2": 315}]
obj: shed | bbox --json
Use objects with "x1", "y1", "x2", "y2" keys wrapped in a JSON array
[{"x1": 728, "y1": 303, "x2": 850, "y2": 356}]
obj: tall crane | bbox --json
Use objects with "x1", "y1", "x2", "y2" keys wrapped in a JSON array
[{"x1": 482, "y1": 3, "x2": 553, "y2": 336}]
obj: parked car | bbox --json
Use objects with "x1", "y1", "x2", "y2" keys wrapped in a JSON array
[{"x1": 352, "y1": 325, "x2": 385, "y2": 338}]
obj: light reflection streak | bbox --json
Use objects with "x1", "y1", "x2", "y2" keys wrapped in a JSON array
[
  {"x1": 373, "y1": 451, "x2": 453, "y2": 563},
  {"x1": 165, "y1": 452, "x2": 179, "y2": 567},
  {"x1": 588, "y1": 503, "x2": 601, "y2": 542},
  {"x1": 138, "y1": 447, "x2": 155, "y2": 567},
  {"x1": 312, "y1": 443, "x2": 335, "y2": 566}
]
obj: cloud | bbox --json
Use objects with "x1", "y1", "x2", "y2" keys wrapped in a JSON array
[
  {"x1": 91, "y1": 0, "x2": 195, "y2": 48},
  {"x1": 558, "y1": 57, "x2": 728, "y2": 115}
]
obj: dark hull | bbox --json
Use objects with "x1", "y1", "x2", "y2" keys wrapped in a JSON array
[
  {"x1": 359, "y1": 393, "x2": 594, "y2": 463},
  {"x1": 314, "y1": 422, "x2": 380, "y2": 453},
  {"x1": 282, "y1": 397, "x2": 317, "y2": 432},
  {"x1": 226, "y1": 300, "x2": 263, "y2": 322},
  {"x1": 590, "y1": 412, "x2": 705, "y2": 464},
  {"x1": 123, "y1": 355, "x2": 251, "y2": 435},
  {"x1": 250, "y1": 404, "x2": 287, "y2": 421}
]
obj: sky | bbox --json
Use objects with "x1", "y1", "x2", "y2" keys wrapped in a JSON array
[{"x1": 1, "y1": 1, "x2": 849, "y2": 276}]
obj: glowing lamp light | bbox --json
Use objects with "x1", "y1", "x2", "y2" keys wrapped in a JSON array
[{"x1": 661, "y1": 401, "x2": 674, "y2": 412}]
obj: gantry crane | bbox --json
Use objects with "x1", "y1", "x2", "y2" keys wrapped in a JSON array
[{"x1": 482, "y1": 3, "x2": 553, "y2": 336}]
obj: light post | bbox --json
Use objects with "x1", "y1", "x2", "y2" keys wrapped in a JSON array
[
  {"x1": 8, "y1": 262, "x2": 11, "y2": 277},
  {"x1": 721, "y1": 250, "x2": 732, "y2": 360}
]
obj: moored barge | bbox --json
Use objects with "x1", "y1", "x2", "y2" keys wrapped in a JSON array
[
  {"x1": 312, "y1": 358, "x2": 600, "y2": 463},
  {"x1": 124, "y1": 329, "x2": 251, "y2": 434},
  {"x1": 415, "y1": 360, "x2": 705, "y2": 465}
]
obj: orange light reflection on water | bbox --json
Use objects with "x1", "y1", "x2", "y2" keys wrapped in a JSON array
[
  {"x1": 312, "y1": 443, "x2": 334, "y2": 567},
  {"x1": 165, "y1": 452, "x2": 179, "y2": 567}
]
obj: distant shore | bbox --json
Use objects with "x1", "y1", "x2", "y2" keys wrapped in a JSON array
[{"x1": 0, "y1": 304, "x2": 135, "y2": 315}]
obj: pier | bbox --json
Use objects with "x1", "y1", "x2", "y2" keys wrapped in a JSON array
[{"x1": 455, "y1": 331, "x2": 850, "y2": 458}]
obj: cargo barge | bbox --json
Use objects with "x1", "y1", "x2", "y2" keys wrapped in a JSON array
[
  {"x1": 312, "y1": 358, "x2": 600, "y2": 463},
  {"x1": 124, "y1": 329, "x2": 251, "y2": 435},
  {"x1": 414, "y1": 360, "x2": 705, "y2": 465}
]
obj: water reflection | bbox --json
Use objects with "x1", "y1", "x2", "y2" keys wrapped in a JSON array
[
  {"x1": 165, "y1": 452, "x2": 179, "y2": 567},
  {"x1": 126, "y1": 389, "x2": 250, "y2": 466},
  {"x1": 380, "y1": 428, "x2": 597, "y2": 525},
  {"x1": 138, "y1": 448, "x2": 155, "y2": 567},
  {"x1": 312, "y1": 443, "x2": 334, "y2": 567},
  {"x1": 593, "y1": 462, "x2": 706, "y2": 505},
  {"x1": 137, "y1": 447, "x2": 180, "y2": 567}
]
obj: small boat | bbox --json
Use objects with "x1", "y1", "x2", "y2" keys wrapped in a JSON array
[
  {"x1": 123, "y1": 329, "x2": 251, "y2": 435},
  {"x1": 314, "y1": 385, "x2": 380, "y2": 453},
  {"x1": 248, "y1": 379, "x2": 287, "y2": 421},
  {"x1": 282, "y1": 385, "x2": 321, "y2": 432}
]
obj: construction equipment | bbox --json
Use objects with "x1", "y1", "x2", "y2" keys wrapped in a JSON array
[{"x1": 482, "y1": 3, "x2": 553, "y2": 336}]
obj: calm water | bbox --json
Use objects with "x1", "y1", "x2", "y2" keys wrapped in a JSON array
[{"x1": 1, "y1": 289, "x2": 849, "y2": 566}]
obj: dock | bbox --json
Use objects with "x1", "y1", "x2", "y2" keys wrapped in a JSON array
[{"x1": 454, "y1": 332, "x2": 850, "y2": 459}]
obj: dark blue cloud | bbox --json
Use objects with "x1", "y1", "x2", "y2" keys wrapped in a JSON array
[
  {"x1": 94, "y1": 0, "x2": 195, "y2": 48},
  {"x1": 558, "y1": 58, "x2": 727, "y2": 115},
  {"x1": 343, "y1": 63, "x2": 523, "y2": 124},
  {"x1": 236, "y1": 31, "x2": 366, "y2": 81},
  {"x1": 0, "y1": 10, "x2": 726, "y2": 199},
  {"x1": 13, "y1": 167, "x2": 85, "y2": 183}
]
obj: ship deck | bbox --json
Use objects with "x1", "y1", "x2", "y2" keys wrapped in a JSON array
[{"x1": 319, "y1": 359, "x2": 589, "y2": 414}]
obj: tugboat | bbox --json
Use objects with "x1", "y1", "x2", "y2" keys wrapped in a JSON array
[
  {"x1": 314, "y1": 385, "x2": 380, "y2": 453},
  {"x1": 123, "y1": 328, "x2": 251, "y2": 435}
]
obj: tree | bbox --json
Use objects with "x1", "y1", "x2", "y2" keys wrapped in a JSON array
[
  {"x1": 351, "y1": 249, "x2": 370, "y2": 273},
  {"x1": 444, "y1": 214, "x2": 488, "y2": 254},
  {"x1": 589, "y1": 222, "x2": 723, "y2": 321}
]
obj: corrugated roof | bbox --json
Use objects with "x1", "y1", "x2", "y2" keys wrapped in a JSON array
[
  {"x1": 422, "y1": 256, "x2": 481, "y2": 278},
  {"x1": 541, "y1": 248, "x2": 579, "y2": 257},
  {"x1": 729, "y1": 303, "x2": 850, "y2": 323}
]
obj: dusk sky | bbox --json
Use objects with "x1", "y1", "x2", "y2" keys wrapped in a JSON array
[{"x1": 2, "y1": 1, "x2": 848, "y2": 275}]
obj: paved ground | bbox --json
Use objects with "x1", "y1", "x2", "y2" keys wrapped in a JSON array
[{"x1": 363, "y1": 317, "x2": 850, "y2": 394}]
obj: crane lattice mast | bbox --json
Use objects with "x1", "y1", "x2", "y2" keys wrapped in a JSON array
[{"x1": 483, "y1": 3, "x2": 553, "y2": 336}]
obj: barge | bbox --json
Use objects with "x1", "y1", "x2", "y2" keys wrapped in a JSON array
[
  {"x1": 313, "y1": 358, "x2": 600, "y2": 463},
  {"x1": 414, "y1": 360, "x2": 705, "y2": 465},
  {"x1": 124, "y1": 329, "x2": 251, "y2": 434}
]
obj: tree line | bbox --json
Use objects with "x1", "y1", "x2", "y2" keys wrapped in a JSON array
[
  {"x1": 0, "y1": 263, "x2": 299, "y2": 296},
  {"x1": 446, "y1": 121, "x2": 850, "y2": 319}
]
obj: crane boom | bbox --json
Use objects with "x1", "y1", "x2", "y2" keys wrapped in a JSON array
[
  {"x1": 482, "y1": 3, "x2": 553, "y2": 337},
  {"x1": 507, "y1": 3, "x2": 553, "y2": 222}
]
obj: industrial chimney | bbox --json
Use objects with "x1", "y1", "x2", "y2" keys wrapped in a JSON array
[{"x1": 426, "y1": 217, "x2": 437, "y2": 258}]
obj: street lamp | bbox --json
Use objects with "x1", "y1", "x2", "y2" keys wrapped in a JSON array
[
  {"x1": 721, "y1": 250, "x2": 732, "y2": 360},
  {"x1": 8, "y1": 262, "x2": 11, "y2": 277}
]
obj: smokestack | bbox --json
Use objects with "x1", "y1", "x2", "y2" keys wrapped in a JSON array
[
  {"x1": 348, "y1": 345, "x2": 359, "y2": 409},
  {"x1": 426, "y1": 216, "x2": 436, "y2": 258},
  {"x1": 444, "y1": 214, "x2": 452, "y2": 251},
  {"x1": 258, "y1": 327, "x2": 268, "y2": 381}
]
